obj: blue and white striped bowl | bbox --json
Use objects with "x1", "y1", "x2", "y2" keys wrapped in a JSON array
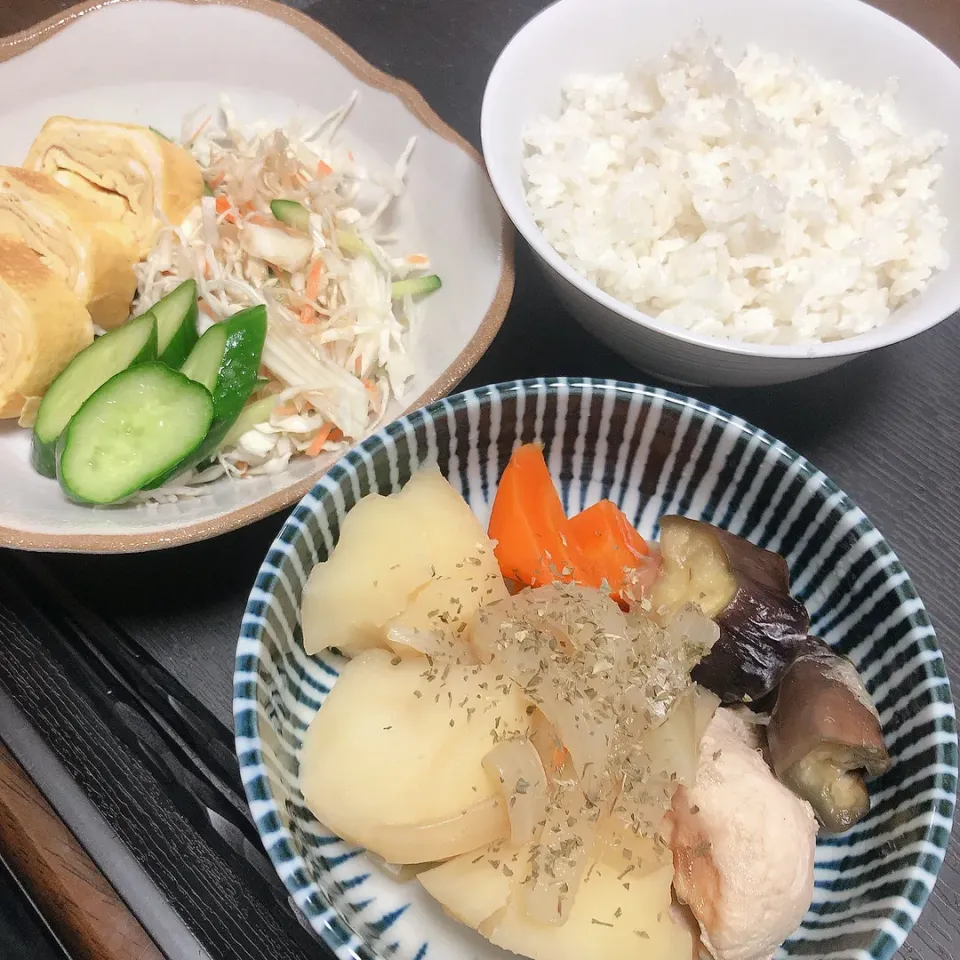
[{"x1": 235, "y1": 378, "x2": 958, "y2": 960}]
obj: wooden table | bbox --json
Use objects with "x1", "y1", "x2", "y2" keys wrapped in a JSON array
[{"x1": 0, "y1": 1, "x2": 958, "y2": 959}]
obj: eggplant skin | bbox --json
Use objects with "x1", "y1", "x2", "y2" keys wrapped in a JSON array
[
  {"x1": 767, "y1": 640, "x2": 892, "y2": 833},
  {"x1": 658, "y1": 519, "x2": 811, "y2": 703}
]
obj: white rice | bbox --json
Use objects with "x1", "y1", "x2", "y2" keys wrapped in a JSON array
[{"x1": 522, "y1": 36, "x2": 949, "y2": 344}]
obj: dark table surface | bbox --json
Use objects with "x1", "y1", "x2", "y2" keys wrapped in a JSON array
[{"x1": 1, "y1": 1, "x2": 959, "y2": 959}]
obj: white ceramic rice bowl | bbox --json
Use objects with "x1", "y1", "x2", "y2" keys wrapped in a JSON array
[{"x1": 481, "y1": 0, "x2": 960, "y2": 386}]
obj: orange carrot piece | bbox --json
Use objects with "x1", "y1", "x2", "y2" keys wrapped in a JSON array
[
  {"x1": 567, "y1": 500, "x2": 648, "y2": 603},
  {"x1": 551, "y1": 745, "x2": 570, "y2": 773},
  {"x1": 487, "y1": 443, "x2": 584, "y2": 588},
  {"x1": 406, "y1": 254, "x2": 430, "y2": 265},
  {"x1": 306, "y1": 423, "x2": 334, "y2": 456},
  {"x1": 215, "y1": 194, "x2": 237, "y2": 224},
  {"x1": 239, "y1": 200, "x2": 256, "y2": 215},
  {"x1": 299, "y1": 305, "x2": 318, "y2": 325},
  {"x1": 207, "y1": 171, "x2": 226, "y2": 189},
  {"x1": 306, "y1": 259, "x2": 325, "y2": 301},
  {"x1": 316, "y1": 160, "x2": 334, "y2": 177}
]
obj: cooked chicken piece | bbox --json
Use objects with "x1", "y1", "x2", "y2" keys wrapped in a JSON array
[{"x1": 667, "y1": 709, "x2": 817, "y2": 960}]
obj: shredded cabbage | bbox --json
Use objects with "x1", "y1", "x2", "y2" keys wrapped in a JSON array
[{"x1": 134, "y1": 94, "x2": 431, "y2": 495}]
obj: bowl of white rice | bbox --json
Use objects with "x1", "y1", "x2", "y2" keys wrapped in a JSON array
[{"x1": 481, "y1": 0, "x2": 960, "y2": 386}]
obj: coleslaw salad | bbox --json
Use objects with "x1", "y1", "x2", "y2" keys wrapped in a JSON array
[{"x1": 134, "y1": 94, "x2": 436, "y2": 499}]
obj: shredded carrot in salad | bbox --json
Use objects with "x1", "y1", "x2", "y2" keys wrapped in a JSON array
[{"x1": 131, "y1": 94, "x2": 437, "y2": 499}]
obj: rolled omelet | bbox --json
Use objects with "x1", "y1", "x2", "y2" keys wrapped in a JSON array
[
  {"x1": 0, "y1": 167, "x2": 138, "y2": 329},
  {"x1": 25, "y1": 116, "x2": 204, "y2": 257},
  {"x1": 0, "y1": 236, "x2": 93, "y2": 419}
]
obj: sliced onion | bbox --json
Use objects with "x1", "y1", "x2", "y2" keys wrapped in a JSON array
[
  {"x1": 384, "y1": 624, "x2": 448, "y2": 660},
  {"x1": 468, "y1": 604, "x2": 506, "y2": 664},
  {"x1": 523, "y1": 784, "x2": 596, "y2": 926},
  {"x1": 200, "y1": 194, "x2": 219, "y2": 248},
  {"x1": 385, "y1": 623, "x2": 479, "y2": 665},
  {"x1": 482, "y1": 738, "x2": 548, "y2": 846},
  {"x1": 692, "y1": 684, "x2": 721, "y2": 743},
  {"x1": 528, "y1": 709, "x2": 568, "y2": 783},
  {"x1": 239, "y1": 221, "x2": 312, "y2": 272},
  {"x1": 620, "y1": 548, "x2": 662, "y2": 605},
  {"x1": 367, "y1": 796, "x2": 509, "y2": 864}
]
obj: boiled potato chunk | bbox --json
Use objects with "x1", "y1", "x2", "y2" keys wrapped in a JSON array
[
  {"x1": 299, "y1": 650, "x2": 532, "y2": 862},
  {"x1": 301, "y1": 465, "x2": 508, "y2": 658},
  {"x1": 418, "y1": 840, "x2": 517, "y2": 929},
  {"x1": 492, "y1": 855, "x2": 689, "y2": 960},
  {"x1": 419, "y1": 837, "x2": 692, "y2": 960}
]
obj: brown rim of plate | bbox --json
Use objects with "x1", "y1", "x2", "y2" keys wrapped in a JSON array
[{"x1": 0, "y1": 0, "x2": 515, "y2": 554}]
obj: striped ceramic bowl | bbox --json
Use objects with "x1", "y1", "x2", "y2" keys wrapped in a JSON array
[{"x1": 235, "y1": 378, "x2": 957, "y2": 960}]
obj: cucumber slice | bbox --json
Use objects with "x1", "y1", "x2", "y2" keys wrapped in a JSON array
[
  {"x1": 31, "y1": 313, "x2": 158, "y2": 478},
  {"x1": 271, "y1": 199, "x2": 310, "y2": 232},
  {"x1": 143, "y1": 279, "x2": 199, "y2": 366},
  {"x1": 181, "y1": 305, "x2": 267, "y2": 420},
  {"x1": 391, "y1": 274, "x2": 442, "y2": 298},
  {"x1": 219, "y1": 394, "x2": 280, "y2": 451},
  {"x1": 146, "y1": 304, "x2": 268, "y2": 487},
  {"x1": 181, "y1": 324, "x2": 227, "y2": 393},
  {"x1": 56, "y1": 362, "x2": 214, "y2": 505},
  {"x1": 214, "y1": 305, "x2": 268, "y2": 421},
  {"x1": 336, "y1": 230, "x2": 369, "y2": 257}
]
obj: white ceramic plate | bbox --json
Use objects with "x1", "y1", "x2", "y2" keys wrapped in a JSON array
[{"x1": 0, "y1": 0, "x2": 513, "y2": 553}]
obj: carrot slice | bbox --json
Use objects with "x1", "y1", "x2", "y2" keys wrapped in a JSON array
[
  {"x1": 306, "y1": 259, "x2": 325, "y2": 302},
  {"x1": 299, "y1": 305, "x2": 318, "y2": 325},
  {"x1": 567, "y1": 500, "x2": 648, "y2": 602},
  {"x1": 487, "y1": 443, "x2": 583, "y2": 588},
  {"x1": 306, "y1": 423, "x2": 334, "y2": 456},
  {"x1": 187, "y1": 116, "x2": 211, "y2": 144},
  {"x1": 215, "y1": 194, "x2": 237, "y2": 224},
  {"x1": 316, "y1": 160, "x2": 334, "y2": 177}
]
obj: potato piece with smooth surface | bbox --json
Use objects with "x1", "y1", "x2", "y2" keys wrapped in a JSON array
[
  {"x1": 491, "y1": 850, "x2": 690, "y2": 960},
  {"x1": 299, "y1": 650, "x2": 531, "y2": 862},
  {"x1": 419, "y1": 836, "x2": 692, "y2": 960},
  {"x1": 301, "y1": 466, "x2": 507, "y2": 658},
  {"x1": 418, "y1": 840, "x2": 517, "y2": 928}
]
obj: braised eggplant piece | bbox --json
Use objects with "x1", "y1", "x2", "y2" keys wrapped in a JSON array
[
  {"x1": 650, "y1": 516, "x2": 810, "y2": 704},
  {"x1": 767, "y1": 641, "x2": 891, "y2": 833}
]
